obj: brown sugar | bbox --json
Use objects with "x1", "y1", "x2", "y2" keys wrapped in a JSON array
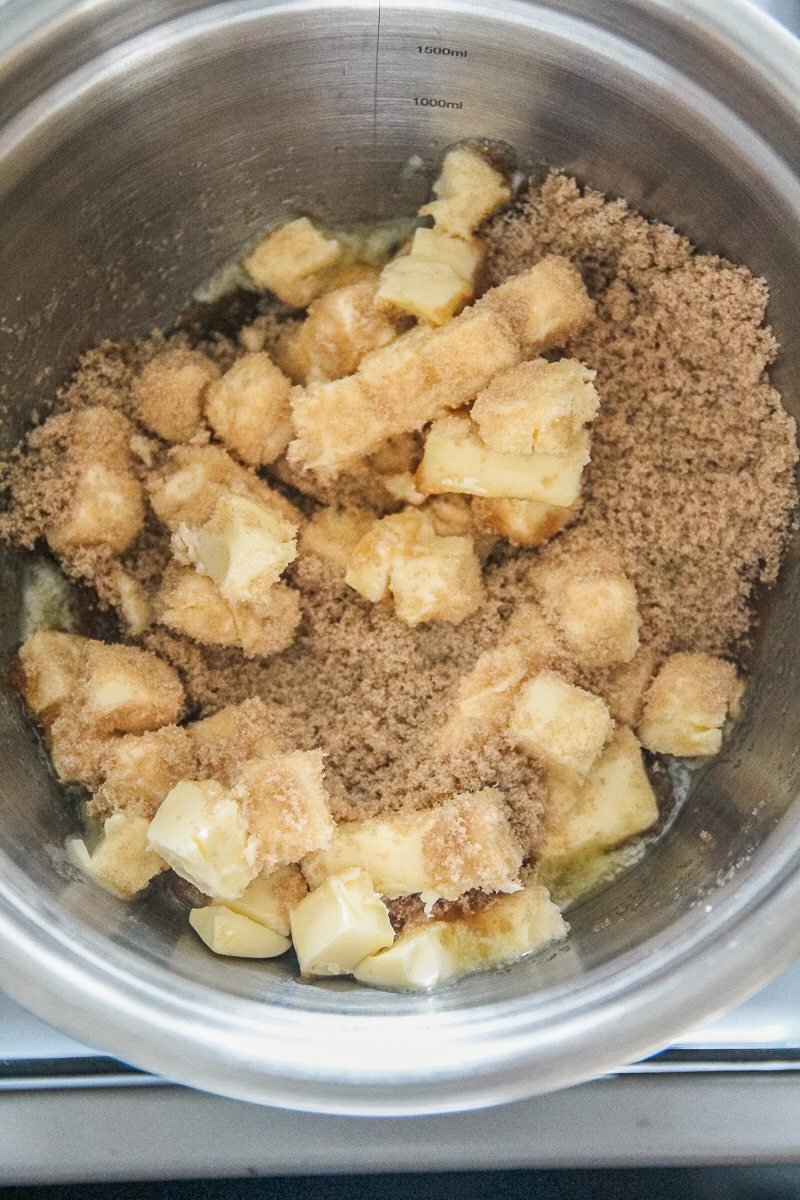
[{"x1": 481, "y1": 172, "x2": 797, "y2": 654}]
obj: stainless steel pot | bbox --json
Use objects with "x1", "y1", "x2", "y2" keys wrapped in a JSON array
[{"x1": 1, "y1": 0, "x2": 799, "y2": 1116}]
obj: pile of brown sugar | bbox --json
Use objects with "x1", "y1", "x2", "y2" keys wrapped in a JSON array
[{"x1": 2, "y1": 170, "x2": 796, "y2": 865}]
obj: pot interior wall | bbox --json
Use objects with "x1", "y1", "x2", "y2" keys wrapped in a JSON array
[{"x1": 1, "y1": 0, "x2": 799, "y2": 1014}]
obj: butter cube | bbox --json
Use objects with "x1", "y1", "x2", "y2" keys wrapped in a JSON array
[
  {"x1": 173, "y1": 491, "x2": 298, "y2": 607},
  {"x1": 354, "y1": 925, "x2": 454, "y2": 991},
  {"x1": 439, "y1": 642, "x2": 530, "y2": 755},
  {"x1": 376, "y1": 257, "x2": 473, "y2": 326},
  {"x1": 437, "y1": 882, "x2": 567, "y2": 976},
  {"x1": 416, "y1": 413, "x2": 589, "y2": 507},
  {"x1": 92, "y1": 725, "x2": 195, "y2": 821},
  {"x1": 134, "y1": 348, "x2": 220, "y2": 443},
  {"x1": 147, "y1": 779, "x2": 260, "y2": 901},
  {"x1": 510, "y1": 670, "x2": 613, "y2": 778},
  {"x1": 227, "y1": 864, "x2": 309, "y2": 937},
  {"x1": 44, "y1": 407, "x2": 145, "y2": 556},
  {"x1": 589, "y1": 644, "x2": 658, "y2": 727},
  {"x1": 541, "y1": 727, "x2": 659, "y2": 867},
  {"x1": 189, "y1": 905, "x2": 291, "y2": 958},
  {"x1": 408, "y1": 226, "x2": 483, "y2": 278},
  {"x1": 188, "y1": 698, "x2": 281, "y2": 782},
  {"x1": 345, "y1": 509, "x2": 483, "y2": 626},
  {"x1": 47, "y1": 463, "x2": 145, "y2": 556},
  {"x1": 299, "y1": 505, "x2": 375, "y2": 572},
  {"x1": 155, "y1": 566, "x2": 300, "y2": 659},
  {"x1": 388, "y1": 532, "x2": 484, "y2": 626},
  {"x1": 205, "y1": 352, "x2": 292, "y2": 466},
  {"x1": 148, "y1": 443, "x2": 301, "y2": 532},
  {"x1": 290, "y1": 868, "x2": 395, "y2": 976},
  {"x1": 289, "y1": 280, "x2": 400, "y2": 383},
  {"x1": 303, "y1": 790, "x2": 523, "y2": 904},
  {"x1": 533, "y1": 550, "x2": 641, "y2": 669},
  {"x1": 68, "y1": 814, "x2": 167, "y2": 899},
  {"x1": 243, "y1": 217, "x2": 342, "y2": 307},
  {"x1": 17, "y1": 629, "x2": 86, "y2": 724},
  {"x1": 345, "y1": 510, "x2": 424, "y2": 603},
  {"x1": 232, "y1": 750, "x2": 335, "y2": 873},
  {"x1": 471, "y1": 496, "x2": 577, "y2": 548},
  {"x1": 419, "y1": 146, "x2": 511, "y2": 237},
  {"x1": 471, "y1": 359, "x2": 599, "y2": 455},
  {"x1": 638, "y1": 652, "x2": 742, "y2": 757},
  {"x1": 76, "y1": 641, "x2": 185, "y2": 735}
]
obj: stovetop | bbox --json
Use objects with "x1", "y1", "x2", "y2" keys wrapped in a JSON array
[{"x1": 3, "y1": 960, "x2": 800, "y2": 1183}]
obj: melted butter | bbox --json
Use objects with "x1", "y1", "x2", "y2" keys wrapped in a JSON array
[
  {"x1": 541, "y1": 839, "x2": 648, "y2": 910},
  {"x1": 20, "y1": 559, "x2": 76, "y2": 641}
]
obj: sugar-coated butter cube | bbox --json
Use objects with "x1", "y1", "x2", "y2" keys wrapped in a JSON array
[
  {"x1": 68, "y1": 814, "x2": 167, "y2": 899},
  {"x1": 638, "y1": 652, "x2": 742, "y2": 757},
  {"x1": 205, "y1": 352, "x2": 292, "y2": 466},
  {"x1": 232, "y1": 749, "x2": 335, "y2": 874},
  {"x1": 134, "y1": 348, "x2": 220, "y2": 443},
  {"x1": 510, "y1": 669, "x2": 613, "y2": 778}
]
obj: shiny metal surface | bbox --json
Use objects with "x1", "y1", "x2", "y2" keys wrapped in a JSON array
[{"x1": 1, "y1": 0, "x2": 800, "y2": 1116}]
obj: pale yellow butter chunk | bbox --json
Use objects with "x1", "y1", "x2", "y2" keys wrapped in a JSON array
[
  {"x1": 345, "y1": 509, "x2": 484, "y2": 626},
  {"x1": 298, "y1": 505, "x2": 375, "y2": 572},
  {"x1": 471, "y1": 359, "x2": 599, "y2": 455},
  {"x1": 510, "y1": 669, "x2": 613, "y2": 778},
  {"x1": 638, "y1": 652, "x2": 742, "y2": 757},
  {"x1": 540, "y1": 727, "x2": 659, "y2": 869},
  {"x1": 408, "y1": 226, "x2": 483, "y2": 277},
  {"x1": 419, "y1": 145, "x2": 511, "y2": 237},
  {"x1": 243, "y1": 217, "x2": 343, "y2": 307},
  {"x1": 375, "y1": 258, "x2": 473, "y2": 326},
  {"x1": 227, "y1": 864, "x2": 309, "y2": 937},
  {"x1": 290, "y1": 868, "x2": 395, "y2": 976},
  {"x1": 173, "y1": 491, "x2": 298, "y2": 608},
  {"x1": 286, "y1": 280, "x2": 400, "y2": 384},
  {"x1": 75, "y1": 640, "x2": 185, "y2": 735},
  {"x1": 189, "y1": 905, "x2": 291, "y2": 958},
  {"x1": 532, "y1": 548, "x2": 641, "y2": 669},
  {"x1": 68, "y1": 814, "x2": 167, "y2": 899},
  {"x1": 134, "y1": 348, "x2": 220, "y2": 443},
  {"x1": 232, "y1": 749, "x2": 335, "y2": 874},
  {"x1": 354, "y1": 925, "x2": 455, "y2": 991},
  {"x1": 438, "y1": 883, "x2": 567, "y2": 976},
  {"x1": 303, "y1": 790, "x2": 523, "y2": 904},
  {"x1": 205, "y1": 352, "x2": 293, "y2": 466},
  {"x1": 17, "y1": 629, "x2": 86, "y2": 724},
  {"x1": 416, "y1": 412, "x2": 589, "y2": 507},
  {"x1": 44, "y1": 408, "x2": 145, "y2": 556},
  {"x1": 288, "y1": 257, "x2": 592, "y2": 474},
  {"x1": 471, "y1": 496, "x2": 578, "y2": 547},
  {"x1": 155, "y1": 565, "x2": 300, "y2": 659},
  {"x1": 147, "y1": 779, "x2": 260, "y2": 901}
]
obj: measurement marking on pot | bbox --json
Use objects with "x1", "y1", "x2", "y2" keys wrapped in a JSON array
[
  {"x1": 417, "y1": 45, "x2": 467, "y2": 57},
  {"x1": 414, "y1": 97, "x2": 464, "y2": 109}
]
